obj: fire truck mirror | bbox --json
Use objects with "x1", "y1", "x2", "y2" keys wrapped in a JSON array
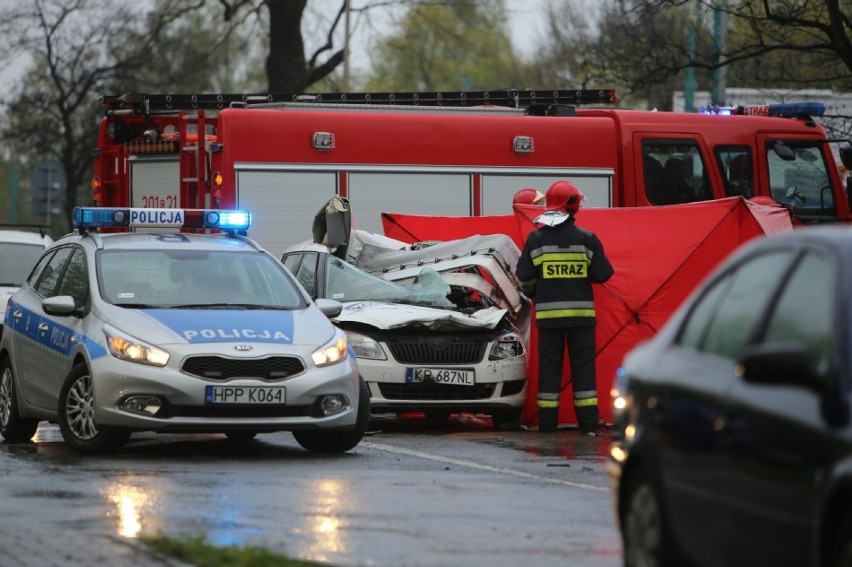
[{"x1": 773, "y1": 141, "x2": 796, "y2": 162}]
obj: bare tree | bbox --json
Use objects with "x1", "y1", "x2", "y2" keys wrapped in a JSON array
[
  {"x1": 0, "y1": 0, "x2": 211, "y2": 231},
  {"x1": 593, "y1": 0, "x2": 852, "y2": 107}
]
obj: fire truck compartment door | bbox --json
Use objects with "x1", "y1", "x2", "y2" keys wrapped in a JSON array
[
  {"x1": 130, "y1": 159, "x2": 180, "y2": 210},
  {"x1": 237, "y1": 171, "x2": 338, "y2": 256}
]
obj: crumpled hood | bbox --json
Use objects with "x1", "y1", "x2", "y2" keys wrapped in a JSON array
[{"x1": 337, "y1": 301, "x2": 507, "y2": 331}]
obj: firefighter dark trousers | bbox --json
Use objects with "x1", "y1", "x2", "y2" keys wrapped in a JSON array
[{"x1": 537, "y1": 325, "x2": 599, "y2": 430}]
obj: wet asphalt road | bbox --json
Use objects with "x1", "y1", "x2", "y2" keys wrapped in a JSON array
[{"x1": 0, "y1": 414, "x2": 622, "y2": 567}]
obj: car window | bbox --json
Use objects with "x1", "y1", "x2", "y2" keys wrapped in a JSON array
[
  {"x1": 281, "y1": 253, "x2": 302, "y2": 274},
  {"x1": 715, "y1": 145, "x2": 753, "y2": 198},
  {"x1": 681, "y1": 250, "x2": 794, "y2": 359},
  {"x1": 56, "y1": 248, "x2": 90, "y2": 309},
  {"x1": 293, "y1": 253, "x2": 319, "y2": 297},
  {"x1": 26, "y1": 250, "x2": 56, "y2": 287},
  {"x1": 324, "y1": 256, "x2": 454, "y2": 307},
  {"x1": 761, "y1": 251, "x2": 833, "y2": 370},
  {"x1": 642, "y1": 139, "x2": 712, "y2": 205},
  {"x1": 677, "y1": 274, "x2": 733, "y2": 350},
  {"x1": 766, "y1": 141, "x2": 835, "y2": 218},
  {"x1": 34, "y1": 247, "x2": 74, "y2": 298},
  {"x1": 99, "y1": 249, "x2": 306, "y2": 308},
  {"x1": 0, "y1": 242, "x2": 47, "y2": 286}
]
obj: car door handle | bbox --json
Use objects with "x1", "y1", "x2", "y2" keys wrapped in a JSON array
[
  {"x1": 13, "y1": 310, "x2": 22, "y2": 323},
  {"x1": 38, "y1": 323, "x2": 49, "y2": 335}
]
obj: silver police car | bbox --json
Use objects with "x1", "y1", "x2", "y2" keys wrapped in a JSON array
[{"x1": 0, "y1": 207, "x2": 369, "y2": 454}]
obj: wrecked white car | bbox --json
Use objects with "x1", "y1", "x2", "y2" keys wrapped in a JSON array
[{"x1": 281, "y1": 198, "x2": 529, "y2": 429}]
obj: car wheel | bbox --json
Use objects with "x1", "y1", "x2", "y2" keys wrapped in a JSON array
[
  {"x1": 622, "y1": 466, "x2": 673, "y2": 567},
  {"x1": 491, "y1": 408, "x2": 523, "y2": 431},
  {"x1": 58, "y1": 364, "x2": 130, "y2": 454},
  {"x1": 830, "y1": 514, "x2": 852, "y2": 567},
  {"x1": 0, "y1": 358, "x2": 39, "y2": 442},
  {"x1": 293, "y1": 377, "x2": 370, "y2": 453}
]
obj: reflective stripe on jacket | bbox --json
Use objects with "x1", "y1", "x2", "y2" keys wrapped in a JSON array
[{"x1": 515, "y1": 218, "x2": 613, "y2": 328}]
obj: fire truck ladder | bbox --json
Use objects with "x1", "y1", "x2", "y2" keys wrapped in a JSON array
[{"x1": 100, "y1": 88, "x2": 617, "y2": 116}]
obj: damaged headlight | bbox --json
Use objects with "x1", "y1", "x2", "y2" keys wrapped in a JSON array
[
  {"x1": 489, "y1": 332, "x2": 524, "y2": 360},
  {"x1": 346, "y1": 331, "x2": 387, "y2": 360}
]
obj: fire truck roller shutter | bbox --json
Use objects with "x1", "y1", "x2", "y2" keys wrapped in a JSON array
[
  {"x1": 347, "y1": 172, "x2": 471, "y2": 232},
  {"x1": 236, "y1": 170, "x2": 338, "y2": 255},
  {"x1": 130, "y1": 159, "x2": 180, "y2": 215},
  {"x1": 482, "y1": 173, "x2": 613, "y2": 215}
]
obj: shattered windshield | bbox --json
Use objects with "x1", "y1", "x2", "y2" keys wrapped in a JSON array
[{"x1": 324, "y1": 256, "x2": 453, "y2": 308}]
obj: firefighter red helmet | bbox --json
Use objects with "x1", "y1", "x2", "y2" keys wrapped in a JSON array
[
  {"x1": 544, "y1": 180, "x2": 585, "y2": 213},
  {"x1": 513, "y1": 188, "x2": 545, "y2": 205}
]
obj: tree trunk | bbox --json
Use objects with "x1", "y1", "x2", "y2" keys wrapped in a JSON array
[{"x1": 265, "y1": 0, "x2": 308, "y2": 92}]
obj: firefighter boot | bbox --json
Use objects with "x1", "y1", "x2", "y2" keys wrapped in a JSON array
[{"x1": 539, "y1": 407, "x2": 558, "y2": 433}]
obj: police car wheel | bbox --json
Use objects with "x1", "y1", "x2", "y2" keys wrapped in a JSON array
[
  {"x1": 0, "y1": 359, "x2": 39, "y2": 442},
  {"x1": 58, "y1": 364, "x2": 130, "y2": 454},
  {"x1": 293, "y1": 377, "x2": 371, "y2": 453},
  {"x1": 622, "y1": 466, "x2": 674, "y2": 567}
]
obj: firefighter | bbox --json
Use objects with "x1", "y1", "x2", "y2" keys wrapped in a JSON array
[{"x1": 515, "y1": 180, "x2": 614, "y2": 433}]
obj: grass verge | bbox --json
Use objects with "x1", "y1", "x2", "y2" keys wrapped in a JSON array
[{"x1": 142, "y1": 534, "x2": 333, "y2": 567}]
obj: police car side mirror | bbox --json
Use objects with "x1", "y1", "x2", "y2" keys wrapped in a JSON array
[
  {"x1": 315, "y1": 298, "x2": 343, "y2": 319},
  {"x1": 42, "y1": 295, "x2": 78, "y2": 317}
]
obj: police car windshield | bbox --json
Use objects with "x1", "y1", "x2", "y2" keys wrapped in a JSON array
[
  {"x1": 0, "y1": 242, "x2": 45, "y2": 286},
  {"x1": 99, "y1": 249, "x2": 306, "y2": 309}
]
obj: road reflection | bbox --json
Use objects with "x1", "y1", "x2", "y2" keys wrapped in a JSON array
[
  {"x1": 104, "y1": 482, "x2": 157, "y2": 538},
  {"x1": 294, "y1": 478, "x2": 351, "y2": 562}
]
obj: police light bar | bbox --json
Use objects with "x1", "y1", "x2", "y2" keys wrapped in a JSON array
[
  {"x1": 700, "y1": 101, "x2": 825, "y2": 118},
  {"x1": 72, "y1": 207, "x2": 251, "y2": 232}
]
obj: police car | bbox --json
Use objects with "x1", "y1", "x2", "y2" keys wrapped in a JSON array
[
  {"x1": 0, "y1": 226, "x2": 53, "y2": 338},
  {"x1": 0, "y1": 207, "x2": 369, "y2": 454}
]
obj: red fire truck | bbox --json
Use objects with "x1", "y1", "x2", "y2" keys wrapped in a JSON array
[{"x1": 92, "y1": 90, "x2": 852, "y2": 254}]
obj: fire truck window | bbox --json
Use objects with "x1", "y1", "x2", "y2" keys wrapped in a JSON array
[
  {"x1": 642, "y1": 141, "x2": 712, "y2": 205},
  {"x1": 716, "y1": 146, "x2": 754, "y2": 198},
  {"x1": 766, "y1": 141, "x2": 835, "y2": 218}
]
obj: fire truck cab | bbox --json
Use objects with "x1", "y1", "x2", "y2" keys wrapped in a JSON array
[{"x1": 92, "y1": 90, "x2": 852, "y2": 254}]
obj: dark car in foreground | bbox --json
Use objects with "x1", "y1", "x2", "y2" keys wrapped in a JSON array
[{"x1": 608, "y1": 225, "x2": 852, "y2": 567}]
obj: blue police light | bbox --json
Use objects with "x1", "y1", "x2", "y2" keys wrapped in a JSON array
[
  {"x1": 203, "y1": 210, "x2": 251, "y2": 231},
  {"x1": 73, "y1": 207, "x2": 130, "y2": 228},
  {"x1": 73, "y1": 207, "x2": 251, "y2": 232}
]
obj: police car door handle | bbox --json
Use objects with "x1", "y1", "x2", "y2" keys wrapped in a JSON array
[
  {"x1": 38, "y1": 323, "x2": 48, "y2": 335},
  {"x1": 12, "y1": 310, "x2": 22, "y2": 322}
]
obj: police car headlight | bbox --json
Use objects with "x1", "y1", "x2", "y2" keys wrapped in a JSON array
[
  {"x1": 104, "y1": 325, "x2": 170, "y2": 367},
  {"x1": 311, "y1": 331, "x2": 349, "y2": 368},
  {"x1": 346, "y1": 331, "x2": 386, "y2": 360},
  {"x1": 489, "y1": 332, "x2": 524, "y2": 360}
]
